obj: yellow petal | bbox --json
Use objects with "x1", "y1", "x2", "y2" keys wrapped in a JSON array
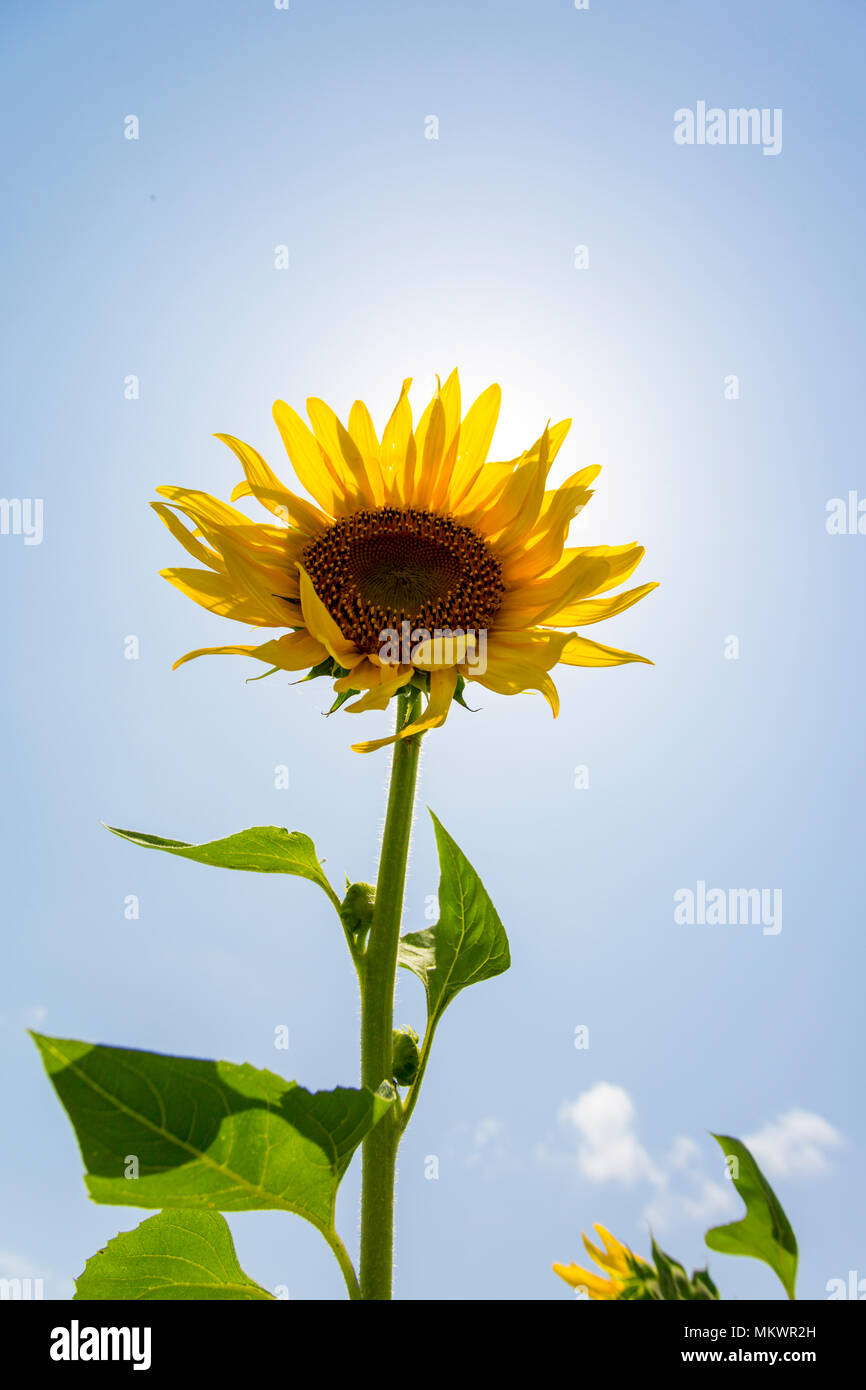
[
  {"x1": 487, "y1": 627, "x2": 574, "y2": 670},
  {"x1": 348, "y1": 399, "x2": 385, "y2": 503},
  {"x1": 215, "y1": 433, "x2": 329, "y2": 534},
  {"x1": 379, "y1": 378, "x2": 415, "y2": 502},
  {"x1": 411, "y1": 630, "x2": 477, "y2": 670},
  {"x1": 151, "y1": 502, "x2": 222, "y2": 570},
  {"x1": 437, "y1": 367, "x2": 462, "y2": 441},
  {"x1": 494, "y1": 554, "x2": 614, "y2": 629},
  {"x1": 582, "y1": 1234, "x2": 625, "y2": 1278},
  {"x1": 351, "y1": 668, "x2": 457, "y2": 753},
  {"x1": 413, "y1": 390, "x2": 447, "y2": 509},
  {"x1": 272, "y1": 399, "x2": 345, "y2": 514},
  {"x1": 296, "y1": 563, "x2": 358, "y2": 665},
  {"x1": 332, "y1": 657, "x2": 384, "y2": 694},
  {"x1": 155, "y1": 486, "x2": 259, "y2": 534},
  {"x1": 453, "y1": 460, "x2": 514, "y2": 515},
  {"x1": 172, "y1": 630, "x2": 326, "y2": 672},
  {"x1": 513, "y1": 417, "x2": 572, "y2": 469},
  {"x1": 443, "y1": 383, "x2": 501, "y2": 507},
  {"x1": 545, "y1": 582, "x2": 658, "y2": 627},
  {"x1": 493, "y1": 430, "x2": 558, "y2": 545},
  {"x1": 499, "y1": 466, "x2": 600, "y2": 582},
  {"x1": 160, "y1": 568, "x2": 289, "y2": 626},
  {"x1": 550, "y1": 542, "x2": 647, "y2": 594},
  {"x1": 428, "y1": 369, "x2": 463, "y2": 509},
  {"x1": 468, "y1": 662, "x2": 561, "y2": 716},
  {"x1": 463, "y1": 450, "x2": 548, "y2": 544},
  {"x1": 345, "y1": 665, "x2": 415, "y2": 711},
  {"x1": 560, "y1": 634, "x2": 653, "y2": 667},
  {"x1": 593, "y1": 1225, "x2": 638, "y2": 1275},
  {"x1": 465, "y1": 629, "x2": 572, "y2": 714},
  {"x1": 456, "y1": 417, "x2": 570, "y2": 519},
  {"x1": 551, "y1": 1263, "x2": 618, "y2": 1300},
  {"x1": 306, "y1": 397, "x2": 377, "y2": 509},
  {"x1": 190, "y1": 526, "x2": 302, "y2": 621}
]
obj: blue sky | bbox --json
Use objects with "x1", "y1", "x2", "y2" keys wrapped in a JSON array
[{"x1": 1, "y1": 0, "x2": 863, "y2": 1300}]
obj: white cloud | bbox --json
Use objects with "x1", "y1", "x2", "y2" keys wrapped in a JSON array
[
  {"x1": 472, "y1": 1116, "x2": 504, "y2": 1148},
  {"x1": 667, "y1": 1135, "x2": 701, "y2": 1171},
  {"x1": 0, "y1": 1249, "x2": 75, "y2": 1300},
  {"x1": 0, "y1": 1249, "x2": 41, "y2": 1279},
  {"x1": 557, "y1": 1082, "x2": 664, "y2": 1187},
  {"x1": 545, "y1": 1088, "x2": 843, "y2": 1237},
  {"x1": 743, "y1": 1109, "x2": 844, "y2": 1179},
  {"x1": 459, "y1": 1115, "x2": 520, "y2": 1176},
  {"x1": 644, "y1": 1177, "x2": 738, "y2": 1232}
]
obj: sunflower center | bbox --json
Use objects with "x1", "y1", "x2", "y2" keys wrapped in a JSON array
[{"x1": 301, "y1": 507, "x2": 505, "y2": 654}]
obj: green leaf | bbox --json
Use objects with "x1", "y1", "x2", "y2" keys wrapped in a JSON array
[
  {"x1": 705, "y1": 1134, "x2": 798, "y2": 1299},
  {"x1": 74, "y1": 1211, "x2": 273, "y2": 1301},
  {"x1": 103, "y1": 823, "x2": 336, "y2": 899},
  {"x1": 33, "y1": 1033, "x2": 391, "y2": 1237},
  {"x1": 398, "y1": 811, "x2": 510, "y2": 1024}
]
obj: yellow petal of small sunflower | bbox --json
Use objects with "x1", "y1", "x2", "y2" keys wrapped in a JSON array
[
  {"x1": 592, "y1": 1224, "x2": 642, "y2": 1275},
  {"x1": 551, "y1": 1262, "x2": 622, "y2": 1299}
]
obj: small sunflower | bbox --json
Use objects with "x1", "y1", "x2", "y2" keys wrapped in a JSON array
[
  {"x1": 553, "y1": 1225, "x2": 649, "y2": 1300},
  {"x1": 154, "y1": 372, "x2": 656, "y2": 752}
]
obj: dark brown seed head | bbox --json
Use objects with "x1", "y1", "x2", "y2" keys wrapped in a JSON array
[{"x1": 301, "y1": 507, "x2": 504, "y2": 653}]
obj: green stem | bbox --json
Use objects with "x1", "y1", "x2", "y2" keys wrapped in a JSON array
[
  {"x1": 358, "y1": 687, "x2": 423, "y2": 1300},
  {"x1": 398, "y1": 1016, "x2": 439, "y2": 1132},
  {"x1": 321, "y1": 1226, "x2": 362, "y2": 1301}
]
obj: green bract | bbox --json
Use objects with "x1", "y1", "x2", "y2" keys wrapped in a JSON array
[{"x1": 620, "y1": 1241, "x2": 720, "y2": 1301}]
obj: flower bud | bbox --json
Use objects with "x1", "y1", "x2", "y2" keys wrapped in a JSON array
[
  {"x1": 392, "y1": 1027, "x2": 420, "y2": 1086},
  {"x1": 340, "y1": 882, "x2": 375, "y2": 937}
]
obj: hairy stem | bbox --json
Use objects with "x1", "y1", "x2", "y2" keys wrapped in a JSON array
[{"x1": 358, "y1": 687, "x2": 423, "y2": 1300}]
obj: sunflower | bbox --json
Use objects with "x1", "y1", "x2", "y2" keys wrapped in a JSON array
[
  {"x1": 553, "y1": 1225, "x2": 649, "y2": 1300},
  {"x1": 153, "y1": 371, "x2": 656, "y2": 752}
]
